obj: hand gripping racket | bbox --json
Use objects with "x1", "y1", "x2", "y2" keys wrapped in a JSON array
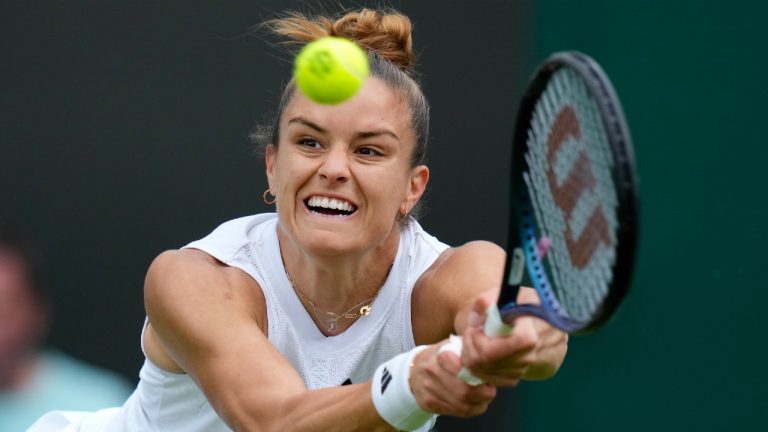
[{"x1": 442, "y1": 51, "x2": 639, "y2": 384}]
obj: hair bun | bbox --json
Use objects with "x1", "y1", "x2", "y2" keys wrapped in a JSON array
[{"x1": 265, "y1": 9, "x2": 416, "y2": 73}]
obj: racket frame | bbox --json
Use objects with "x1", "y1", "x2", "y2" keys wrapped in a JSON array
[{"x1": 497, "y1": 51, "x2": 639, "y2": 335}]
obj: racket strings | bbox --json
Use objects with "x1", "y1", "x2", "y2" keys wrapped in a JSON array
[{"x1": 523, "y1": 67, "x2": 620, "y2": 323}]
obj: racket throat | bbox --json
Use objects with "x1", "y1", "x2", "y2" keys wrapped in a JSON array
[{"x1": 496, "y1": 247, "x2": 525, "y2": 310}]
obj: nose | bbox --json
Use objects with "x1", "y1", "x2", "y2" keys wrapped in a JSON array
[{"x1": 318, "y1": 146, "x2": 350, "y2": 183}]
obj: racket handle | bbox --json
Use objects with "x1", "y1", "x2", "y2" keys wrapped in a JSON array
[
  {"x1": 439, "y1": 335, "x2": 484, "y2": 385},
  {"x1": 483, "y1": 304, "x2": 513, "y2": 337},
  {"x1": 438, "y1": 305, "x2": 513, "y2": 385}
]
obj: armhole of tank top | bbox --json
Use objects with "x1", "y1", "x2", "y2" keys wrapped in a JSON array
[
  {"x1": 402, "y1": 225, "x2": 421, "y2": 349},
  {"x1": 255, "y1": 274, "x2": 274, "y2": 340},
  {"x1": 405, "y1": 225, "x2": 450, "y2": 348},
  {"x1": 404, "y1": 285, "x2": 417, "y2": 349}
]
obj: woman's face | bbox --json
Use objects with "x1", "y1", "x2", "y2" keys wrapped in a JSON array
[{"x1": 266, "y1": 77, "x2": 428, "y2": 258}]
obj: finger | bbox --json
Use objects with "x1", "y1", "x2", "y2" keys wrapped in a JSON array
[
  {"x1": 434, "y1": 348, "x2": 498, "y2": 407},
  {"x1": 467, "y1": 290, "x2": 501, "y2": 328},
  {"x1": 417, "y1": 368, "x2": 494, "y2": 416},
  {"x1": 431, "y1": 381, "x2": 496, "y2": 417},
  {"x1": 460, "y1": 326, "x2": 483, "y2": 367},
  {"x1": 508, "y1": 316, "x2": 540, "y2": 353},
  {"x1": 516, "y1": 286, "x2": 541, "y2": 304},
  {"x1": 413, "y1": 346, "x2": 489, "y2": 414},
  {"x1": 462, "y1": 383, "x2": 497, "y2": 405},
  {"x1": 475, "y1": 316, "x2": 538, "y2": 360},
  {"x1": 461, "y1": 327, "x2": 533, "y2": 387},
  {"x1": 411, "y1": 350, "x2": 461, "y2": 412},
  {"x1": 461, "y1": 327, "x2": 496, "y2": 377},
  {"x1": 436, "y1": 349, "x2": 462, "y2": 375}
]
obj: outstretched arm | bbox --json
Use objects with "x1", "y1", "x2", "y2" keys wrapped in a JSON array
[
  {"x1": 145, "y1": 249, "x2": 392, "y2": 432},
  {"x1": 144, "y1": 249, "x2": 495, "y2": 431}
]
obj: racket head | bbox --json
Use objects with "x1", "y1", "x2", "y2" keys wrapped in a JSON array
[{"x1": 498, "y1": 51, "x2": 639, "y2": 334}]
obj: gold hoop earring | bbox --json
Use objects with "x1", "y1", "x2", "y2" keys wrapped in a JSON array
[
  {"x1": 396, "y1": 205, "x2": 408, "y2": 222},
  {"x1": 263, "y1": 189, "x2": 276, "y2": 205}
]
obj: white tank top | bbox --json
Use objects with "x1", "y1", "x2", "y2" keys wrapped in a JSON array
[
  {"x1": 184, "y1": 213, "x2": 449, "y2": 388},
  {"x1": 104, "y1": 213, "x2": 448, "y2": 431},
  {"x1": 28, "y1": 214, "x2": 449, "y2": 431}
]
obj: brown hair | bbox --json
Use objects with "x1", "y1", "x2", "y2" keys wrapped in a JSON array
[{"x1": 251, "y1": 8, "x2": 430, "y2": 171}]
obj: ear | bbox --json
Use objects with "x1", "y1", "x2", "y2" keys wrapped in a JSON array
[
  {"x1": 265, "y1": 144, "x2": 276, "y2": 190},
  {"x1": 401, "y1": 165, "x2": 429, "y2": 215}
]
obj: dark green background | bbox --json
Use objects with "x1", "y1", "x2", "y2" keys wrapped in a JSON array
[
  {"x1": 2, "y1": 0, "x2": 764, "y2": 430},
  {"x1": 520, "y1": 1, "x2": 767, "y2": 430}
]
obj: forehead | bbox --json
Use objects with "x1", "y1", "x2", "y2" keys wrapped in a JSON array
[{"x1": 281, "y1": 78, "x2": 413, "y2": 140}]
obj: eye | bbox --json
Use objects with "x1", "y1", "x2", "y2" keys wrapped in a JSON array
[
  {"x1": 356, "y1": 146, "x2": 383, "y2": 157},
  {"x1": 298, "y1": 137, "x2": 321, "y2": 148}
]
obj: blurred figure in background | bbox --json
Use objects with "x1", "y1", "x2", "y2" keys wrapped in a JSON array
[{"x1": 0, "y1": 221, "x2": 133, "y2": 431}]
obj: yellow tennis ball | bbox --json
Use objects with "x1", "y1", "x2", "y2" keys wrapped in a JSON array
[{"x1": 294, "y1": 37, "x2": 370, "y2": 105}]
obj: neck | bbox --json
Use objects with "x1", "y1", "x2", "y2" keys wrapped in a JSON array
[{"x1": 277, "y1": 225, "x2": 400, "y2": 311}]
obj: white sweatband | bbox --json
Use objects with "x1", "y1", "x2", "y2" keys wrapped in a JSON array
[{"x1": 371, "y1": 346, "x2": 437, "y2": 431}]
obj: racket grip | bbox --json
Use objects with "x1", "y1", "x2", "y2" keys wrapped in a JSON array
[
  {"x1": 438, "y1": 335, "x2": 484, "y2": 385},
  {"x1": 483, "y1": 304, "x2": 513, "y2": 336},
  {"x1": 438, "y1": 305, "x2": 513, "y2": 385}
]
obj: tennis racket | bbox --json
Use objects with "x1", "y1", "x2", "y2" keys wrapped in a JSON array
[{"x1": 442, "y1": 51, "x2": 639, "y2": 384}]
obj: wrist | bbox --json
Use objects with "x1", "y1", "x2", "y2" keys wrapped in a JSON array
[{"x1": 371, "y1": 346, "x2": 437, "y2": 431}]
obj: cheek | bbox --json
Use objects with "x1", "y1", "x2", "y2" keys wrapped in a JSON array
[
  {"x1": 359, "y1": 169, "x2": 408, "y2": 207},
  {"x1": 273, "y1": 159, "x2": 307, "y2": 191}
]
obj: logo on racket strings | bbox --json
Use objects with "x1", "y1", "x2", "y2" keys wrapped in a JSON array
[{"x1": 546, "y1": 106, "x2": 612, "y2": 268}]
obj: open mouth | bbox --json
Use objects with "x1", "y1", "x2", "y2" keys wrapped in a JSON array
[{"x1": 305, "y1": 196, "x2": 357, "y2": 217}]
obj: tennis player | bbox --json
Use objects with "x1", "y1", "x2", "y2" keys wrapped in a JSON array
[{"x1": 29, "y1": 8, "x2": 567, "y2": 432}]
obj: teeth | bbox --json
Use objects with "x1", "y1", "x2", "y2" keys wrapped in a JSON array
[{"x1": 307, "y1": 196, "x2": 356, "y2": 212}]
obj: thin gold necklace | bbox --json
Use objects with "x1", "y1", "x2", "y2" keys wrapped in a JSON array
[{"x1": 284, "y1": 263, "x2": 393, "y2": 335}]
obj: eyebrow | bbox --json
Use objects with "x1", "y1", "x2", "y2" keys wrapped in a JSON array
[
  {"x1": 288, "y1": 117, "x2": 326, "y2": 133},
  {"x1": 287, "y1": 116, "x2": 400, "y2": 142}
]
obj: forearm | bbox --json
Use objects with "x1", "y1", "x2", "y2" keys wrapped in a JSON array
[
  {"x1": 277, "y1": 383, "x2": 394, "y2": 432},
  {"x1": 220, "y1": 381, "x2": 394, "y2": 432}
]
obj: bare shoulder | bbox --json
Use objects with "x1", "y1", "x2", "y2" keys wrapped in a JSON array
[
  {"x1": 145, "y1": 249, "x2": 266, "y2": 329},
  {"x1": 145, "y1": 248, "x2": 236, "y2": 295},
  {"x1": 440, "y1": 241, "x2": 505, "y2": 273},
  {"x1": 144, "y1": 249, "x2": 269, "y2": 368},
  {"x1": 425, "y1": 241, "x2": 506, "y2": 292},
  {"x1": 411, "y1": 241, "x2": 506, "y2": 344},
  {"x1": 143, "y1": 249, "x2": 308, "y2": 428}
]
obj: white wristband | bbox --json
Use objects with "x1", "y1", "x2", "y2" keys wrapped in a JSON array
[{"x1": 371, "y1": 346, "x2": 437, "y2": 431}]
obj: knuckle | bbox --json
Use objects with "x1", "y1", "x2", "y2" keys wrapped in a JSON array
[
  {"x1": 474, "y1": 404, "x2": 489, "y2": 416},
  {"x1": 421, "y1": 378, "x2": 437, "y2": 394},
  {"x1": 519, "y1": 354, "x2": 536, "y2": 368},
  {"x1": 462, "y1": 403, "x2": 488, "y2": 418},
  {"x1": 421, "y1": 395, "x2": 439, "y2": 412},
  {"x1": 517, "y1": 332, "x2": 539, "y2": 351},
  {"x1": 424, "y1": 363, "x2": 441, "y2": 378},
  {"x1": 483, "y1": 384, "x2": 497, "y2": 400},
  {"x1": 469, "y1": 348, "x2": 490, "y2": 368},
  {"x1": 458, "y1": 406, "x2": 476, "y2": 418},
  {"x1": 457, "y1": 385, "x2": 474, "y2": 402}
]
